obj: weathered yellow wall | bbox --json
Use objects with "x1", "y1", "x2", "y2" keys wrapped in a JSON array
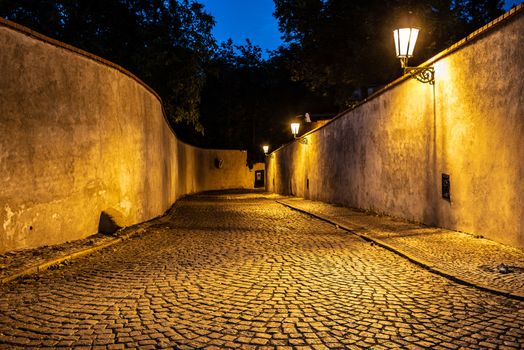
[
  {"x1": 267, "y1": 7, "x2": 524, "y2": 247},
  {"x1": 0, "y1": 20, "x2": 260, "y2": 253}
]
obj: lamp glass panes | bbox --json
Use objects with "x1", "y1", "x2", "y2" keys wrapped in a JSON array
[
  {"x1": 290, "y1": 123, "x2": 300, "y2": 136},
  {"x1": 393, "y1": 27, "x2": 419, "y2": 59}
]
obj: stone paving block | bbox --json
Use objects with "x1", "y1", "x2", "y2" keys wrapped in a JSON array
[
  {"x1": 278, "y1": 197, "x2": 524, "y2": 297},
  {"x1": 0, "y1": 194, "x2": 523, "y2": 349}
]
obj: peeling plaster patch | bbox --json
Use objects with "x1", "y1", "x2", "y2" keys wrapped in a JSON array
[
  {"x1": 118, "y1": 199, "x2": 132, "y2": 217},
  {"x1": 84, "y1": 179, "x2": 105, "y2": 198},
  {"x1": 3, "y1": 205, "x2": 15, "y2": 240}
]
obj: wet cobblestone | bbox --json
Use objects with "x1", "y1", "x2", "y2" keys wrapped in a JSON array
[
  {"x1": 279, "y1": 197, "x2": 524, "y2": 296},
  {"x1": 0, "y1": 194, "x2": 523, "y2": 349}
]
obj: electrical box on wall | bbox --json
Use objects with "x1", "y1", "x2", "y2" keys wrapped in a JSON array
[{"x1": 442, "y1": 174, "x2": 451, "y2": 201}]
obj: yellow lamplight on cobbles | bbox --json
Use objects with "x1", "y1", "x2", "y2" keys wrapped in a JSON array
[{"x1": 393, "y1": 27, "x2": 434, "y2": 84}]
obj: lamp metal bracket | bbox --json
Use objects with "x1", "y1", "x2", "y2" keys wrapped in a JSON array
[
  {"x1": 404, "y1": 66, "x2": 435, "y2": 85},
  {"x1": 294, "y1": 136, "x2": 308, "y2": 144}
]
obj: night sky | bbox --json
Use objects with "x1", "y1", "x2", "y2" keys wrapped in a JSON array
[
  {"x1": 199, "y1": 0, "x2": 519, "y2": 58},
  {"x1": 198, "y1": 0, "x2": 282, "y2": 57}
]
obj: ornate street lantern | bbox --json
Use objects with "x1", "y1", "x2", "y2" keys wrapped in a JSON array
[
  {"x1": 393, "y1": 27, "x2": 434, "y2": 84},
  {"x1": 393, "y1": 27, "x2": 419, "y2": 68},
  {"x1": 290, "y1": 122, "x2": 307, "y2": 144},
  {"x1": 290, "y1": 123, "x2": 300, "y2": 137}
]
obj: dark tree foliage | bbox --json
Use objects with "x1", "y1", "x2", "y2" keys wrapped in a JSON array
[
  {"x1": 273, "y1": 0, "x2": 504, "y2": 109},
  {"x1": 0, "y1": 0, "x2": 505, "y2": 154},
  {"x1": 188, "y1": 39, "x2": 334, "y2": 165},
  {"x1": 0, "y1": 0, "x2": 215, "y2": 133}
]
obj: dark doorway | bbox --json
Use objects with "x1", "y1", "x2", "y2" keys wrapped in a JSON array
[{"x1": 254, "y1": 170, "x2": 265, "y2": 188}]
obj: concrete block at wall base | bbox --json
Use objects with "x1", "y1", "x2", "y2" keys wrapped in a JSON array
[{"x1": 98, "y1": 209, "x2": 125, "y2": 235}]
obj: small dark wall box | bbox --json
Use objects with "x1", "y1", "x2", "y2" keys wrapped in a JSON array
[{"x1": 442, "y1": 174, "x2": 451, "y2": 201}]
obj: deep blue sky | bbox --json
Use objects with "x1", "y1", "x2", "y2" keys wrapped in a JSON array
[
  {"x1": 198, "y1": 0, "x2": 282, "y2": 57},
  {"x1": 199, "y1": 0, "x2": 519, "y2": 57}
]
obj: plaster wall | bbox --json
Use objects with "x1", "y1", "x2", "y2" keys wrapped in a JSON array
[
  {"x1": 0, "y1": 21, "x2": 259, "y2": 253},
  {"x1": 267, "y1": 7, "x2": 524, "y2": 247}
]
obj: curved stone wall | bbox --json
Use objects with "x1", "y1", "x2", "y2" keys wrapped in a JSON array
[
  {"x1": 0, "y1": 20, "x2": 259, "y2": 253},
  {"x1": 267, "y1": 6, "x2": 524, "y2": 247}
]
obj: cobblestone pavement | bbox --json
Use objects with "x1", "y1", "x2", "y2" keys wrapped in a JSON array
[
  {"x1": 278, "y1": 198, "x2": 524, "y2": 298},
  {"x1": 0, "y1": 233, "x2": 120, "y2": 282},
  {"x1": 0, "y1": 191, "x2": 278, "y2": 282},
  {"x1": 1, "y1": 194, "x2": 524, "y2": 349}
]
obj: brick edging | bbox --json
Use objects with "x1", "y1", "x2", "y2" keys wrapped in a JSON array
[{"x1": 276, "y1": 200, "x2": 524, "y2": 301}]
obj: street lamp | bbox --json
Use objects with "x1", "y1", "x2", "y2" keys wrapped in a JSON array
[
  {"x1": 262, "y1": 145, "x2": 274, "y2": 159},
  {"x1": 393, "y1": 27, "x2": 434, "y2": 84},
  {"x1": 290, "y1": 122, "x2": 307, "y2": 144},
  {"x1": 291, "y1": 123, "x2": 300, "y2": 137}
]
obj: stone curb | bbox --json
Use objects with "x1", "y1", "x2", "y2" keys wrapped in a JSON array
[
  {"x1": 0, "y1": 199, "x2": 188, "y2": 285},
  {"x1": 276, "y1": 200, "x2": 524, "y2": 301},
  {"x1": 0, "y1": 227, "x2": 147, "y2": 285}
]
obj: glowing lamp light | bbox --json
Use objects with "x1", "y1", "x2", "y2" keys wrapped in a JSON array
[
  {"x1": 393, "y1": 27, "x2": 419, "y2": 67},
  {"x1": 262, "y1": 145, "x2": 269, "y2": 154},
  {"x1": 290, "y1": 123, "x2": 300, "y2": 137},
  {"x1": 290, "y1": 122, "x2": 307, "y2": 144},
  {"x1": 393, "y1": 26, "x2": 434, "y2": 84}
]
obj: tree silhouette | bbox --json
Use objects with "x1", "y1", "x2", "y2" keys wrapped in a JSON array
[
  {"x1": 273, "y1": 0, "x2": 504, "y2": 109},
  {"x1": 0, "y1": 0, "x2": 215, "y2": 133},
  {"x1": 0, "y1": 0, "x2": 505, "y2": 151}
]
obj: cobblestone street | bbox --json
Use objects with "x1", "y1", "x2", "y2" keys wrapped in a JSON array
[{"x1": 1, "y1": 193, "x2": 523, "y2": 349}]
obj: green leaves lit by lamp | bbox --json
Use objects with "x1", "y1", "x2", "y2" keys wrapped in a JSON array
[
  {"x1": 393, "y1": 27, "x2": 434, "y2": 84},
  {"x1": 290, "y1": 122, "x2": 307, "y2": 144}
]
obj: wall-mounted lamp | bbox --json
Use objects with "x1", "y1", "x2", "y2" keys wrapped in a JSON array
[
  {"x1": 393, "y1": 27, "x2": 434, "y2": 84},
  {"x1": 290, "y1": 122, "x2": 307, "y2": 144},
  {"x1": 262, "y1": 145, "x2": 274, "y2": 158}
]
